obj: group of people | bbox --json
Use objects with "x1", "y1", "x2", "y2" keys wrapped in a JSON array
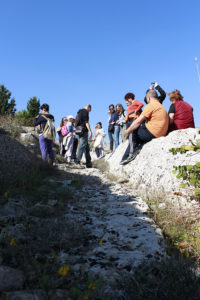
[
  {"x1": 34, "y1": 82, "x2": 195, "y2": 167},
  {"x1": 107, "y1": 82, "x2": 195, "y2": 164}
]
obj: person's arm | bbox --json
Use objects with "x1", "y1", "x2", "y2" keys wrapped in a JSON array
[
  {"x1": 169, "y1": 113, "x2": 174, "y2": 125},
  {"x1": 34, "y1": 115, "x2": 44, "y2": 126},
  {"x1": 56, "y1": 125, "x2": 62, "y2": 132},
  {"x1": 155, "y1": 82, "x2": 166, "y2": 103},
  {"x1": 86, "y1": 122, "x2": 92, "y2": 139},
  {"x1": 168, "y1": 103, "x2": 175, "y2": 125},
  {"x1": 135, "y1": 101, "x2": 144, "y2": 113},
  {"x1": 125, "y1": 114, "x2": 147, "y2": 138}
]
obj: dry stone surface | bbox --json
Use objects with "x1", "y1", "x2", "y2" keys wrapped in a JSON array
[{"x1": 105, "y1": 128, "x2": 200, "y2": 204}]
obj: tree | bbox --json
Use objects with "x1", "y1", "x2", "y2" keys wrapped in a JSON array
[
  {"x1": 27, "y1": 96, "x2": 40, "y2": 117},
  {"x1": 0, "y1": 85, "x2": 16, "y2": 115}
]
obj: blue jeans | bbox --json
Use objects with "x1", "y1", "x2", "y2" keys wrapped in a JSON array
[
  {"x1": 121, "y1": 122, "x2": 155, "y2": 161},
  {"x1": 108, "y1": 130, "x2": 114, "y2": 151},
  {"x1": 76, "y1": 132, "x2": 91, "y2": 164},
  {"x1": 39, "y1": 134, "x2": 55, "y2": 162},
  {"x1": 114, "y1": 125, "x2": 120, "y2": 149}
]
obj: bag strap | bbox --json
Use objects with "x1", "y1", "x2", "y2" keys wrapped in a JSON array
[{"x1": 41, "y1": 114, "x2": 50, "y2": 133}]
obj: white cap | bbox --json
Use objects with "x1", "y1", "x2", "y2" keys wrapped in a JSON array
[{"x1": 67, "y1": 115, "x2": 74, "y2": 120}]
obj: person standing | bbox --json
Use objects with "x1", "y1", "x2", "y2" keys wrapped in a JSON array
[
  {"x1": 108, "y1": 104, "x2": 115, "y2": 152},
  {"x1": 75, "y1": 104, "x2": 92, "y2": 168},
  {"x1": 34, "y1": 103, "x2": 56, "y2": 165}
]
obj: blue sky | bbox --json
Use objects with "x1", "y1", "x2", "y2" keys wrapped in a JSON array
[{"x1": 0, "y1": 0, "x2": 200, "y2": 135}]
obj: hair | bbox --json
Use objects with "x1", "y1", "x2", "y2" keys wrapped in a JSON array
[
  {"x1": 60, "y1": 117, "x2": 67, "y2": 127},
  {"x1": 168, "y1": 90, "x2": 184, "y2": 101},
  {"x1": 109, "y1": 104, "x2": 114, "y2": 109},
  {"x1": 146, "y1": 89, "x2": 158, "y2": 99},
  {"x1": 124, "y1": 93, "x2": 135, "y2": 100},
  {"x1": 96, "y1": 122, "x2": 102, "y2": 128},
  {"x1": 40, "y1": 103, "x2": 49, "y2": 112},
  {"x1": 116, "y1": 103, "x2": 125, "y2": 114},
  {"x1": 85, "y1": 104, "x2": 92, "y2": 109}
]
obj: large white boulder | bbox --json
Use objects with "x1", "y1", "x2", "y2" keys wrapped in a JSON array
[{"x1": 105, "y1": 128, "x2": 200, "y2": 198}]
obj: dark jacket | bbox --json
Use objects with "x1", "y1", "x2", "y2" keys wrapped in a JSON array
[
  {"x1": 34, "y1": 113, "x2": 54, "y2": 134},
  {"x1": 144, "y1": 85, "x2": 166, "y2": 104},
  {"x1": 75, "y1": 108, "x2": 89, "y2": 132}
]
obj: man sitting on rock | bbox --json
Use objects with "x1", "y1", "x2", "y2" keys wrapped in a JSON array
[{"x1": 122, "y1": 89, "x2": 169, "y2": 164}]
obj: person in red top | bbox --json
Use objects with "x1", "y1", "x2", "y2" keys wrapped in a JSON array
[
  {"x1": 120, "y1": 93, "x2": 144, "y2": 164},
  {"x1": 168, "y1": 90, "x2": 195, "y2": 132}
]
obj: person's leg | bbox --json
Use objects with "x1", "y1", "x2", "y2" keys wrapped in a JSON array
[
  {"x1": 39, "y1": 135, "x2": 48, "y2": 161},
  {"x1": 46, "y1": 139, "x2": 55, "y2": 162},
  {"x1": 120, "y1": 125, "x2": 126, "y2": 143},
  {"x1": 120, "y1": 144, "x2": 130, "y2": 162},
  {"x1": 84, "y1": 139, "x2": 91, "y2": 165},
  {"x1": 72, "y1": 138, "x2": 78, "y2": 160},
  {"x1": 95, "y1": 147, "x2": 100, "y2": 158},
  {"x1": 137, "y1": 122, "x2": 155, "y2": 144},
  {"x1": 108, "y1": 131, "x2": 114, "y2": 151},
  {"x1": 76, "y1": 133, "x2": 91, "y2": 163},
  {"x1": 114, "y1": 125, "x2": 120, "y2": 149}
]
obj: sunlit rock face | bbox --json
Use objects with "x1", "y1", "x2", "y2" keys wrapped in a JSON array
[{"x1": 105, "y1": 128, "x2": 200, "y2": 199}]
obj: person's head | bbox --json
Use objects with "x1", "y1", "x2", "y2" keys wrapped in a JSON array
[
  {"x1": 60, "y1": 117, "x2": 67, "y2": 127},
  {"x1": 116, "y1": 103, "x2": 124, "y2": 114},
  {"x1": 108, "y1": 104, "x2": 115, "y2": 114},
  {"x1": 145, "y1": 90, "x2": 158, "y2": 103},
  {"x1": 67, "y1": 115, "x2": 74, "y2": 122},
  {"x1": 168, "y1": 90, "x2": 183, "y2": 104},
  {"x1": 85, "y1": 104, "x2": 92, "y2": 112},
  {"x1": 124, "y1": 93, "x2": 135, "y2": 106},
  {"x1": 96, "y1": 122, "x2": 102, "y2": 129},
  {"x1": 40, "y1": 103, "x2": 49, "y2": 113}
]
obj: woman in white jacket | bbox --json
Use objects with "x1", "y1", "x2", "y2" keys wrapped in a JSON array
[{"x1": 93, "y1": 122, "x2": 106, "y2": 158}]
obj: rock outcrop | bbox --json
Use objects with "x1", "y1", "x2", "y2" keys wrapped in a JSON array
[{"x1": 104, "y1": 128, "x2": 200, "y2": 202}]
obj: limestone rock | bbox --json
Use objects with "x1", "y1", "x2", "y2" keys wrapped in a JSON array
[
  {"x1": 105, "y1": 128, "x2": 200, "y2": 198},
  {"x1": 0, "y1": 266, "x2": 24, "y2": 291}
]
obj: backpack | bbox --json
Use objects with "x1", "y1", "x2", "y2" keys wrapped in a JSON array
[{"x1": 42, "y1": 115, "x2": 56, "y2": 140}]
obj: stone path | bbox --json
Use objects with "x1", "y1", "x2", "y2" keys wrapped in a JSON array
[
  {"x1": 58, "y1": 164, "x2": 166, "y2": 280},
  {"x1": 0, "y1": 163, "x2": 166, "y2": 298}
]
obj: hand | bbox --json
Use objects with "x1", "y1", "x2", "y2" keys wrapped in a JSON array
[
  {"x1": 149, "y1": 85, "x2": 153, "y2": 90},
  {"x1": 36, "y1": 114, "x2": 40, "y2": 119},
  {"x1": 154, "y1": 81, "x2": 158, "y2": 87}
]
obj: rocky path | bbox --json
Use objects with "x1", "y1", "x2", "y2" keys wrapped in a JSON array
[
  {"x1": 0, "y1": 163, "x2": 166, "y2": 299},
  {"x1": 59, "y1": 164, "x2": 166, "y2": 279}
]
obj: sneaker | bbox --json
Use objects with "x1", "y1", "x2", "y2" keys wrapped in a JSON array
[
  {"x1": 120, "y1": 159, "x2": 128, "y2": 165},
  {"x1": 52, "y1": 162, "x2": 57, "y2": 166},
  {"x1": 86, "y1": 162, "x2": 92, "y2": 168}
]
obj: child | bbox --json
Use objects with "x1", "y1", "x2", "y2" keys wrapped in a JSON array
[
  {"x1": 93, "y1": 122, "x2": 106, "y2": 159},
  {"x1": 120, "y1": 93, "x2": 144, "y2": 165},
  {"x1": 62, "y1": 115, "x2": 75, "y2": 163}
]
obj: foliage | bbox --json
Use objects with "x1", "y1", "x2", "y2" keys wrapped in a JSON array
[
  {"x1": 0, "y1": 115, "x2": 24, "y2": 138},
  {"x1": 116, "y1": 258, "x2": 200, "y2": 300},
  {"x1": 170, "y1": 142, "x2": 200, "y2": 202},
  {"x1": 27, "y1": 96, "x2": 40, "y2": 117},
  {"x1": 15, "y1": 109, "x2": 30, "y2": 118},
  {"x1": 0, "y1": 84, "x2": 16, "y2": 115},
  {"x1": 169, "y1": 142, "x2": 200, "y2": 155}
]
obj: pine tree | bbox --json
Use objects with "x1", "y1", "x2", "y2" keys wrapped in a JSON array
[
  {"x1": 0, "y1": 85, "x2": 16, "y2": 115},
  {"x1": 27, "y1": 96, "x2": 40, "y2": 117}
]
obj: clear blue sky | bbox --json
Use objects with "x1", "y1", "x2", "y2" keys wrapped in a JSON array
[{"x1": 1, "y1": 0, "x2": 200, "y2": 134}]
